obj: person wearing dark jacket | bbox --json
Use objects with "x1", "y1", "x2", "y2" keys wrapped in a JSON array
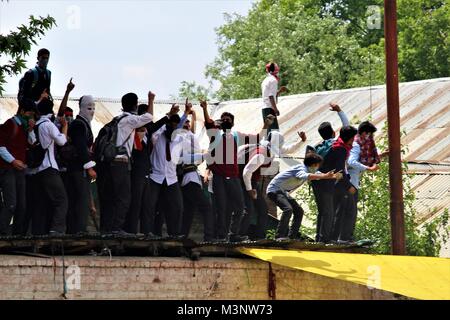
[
  {"x1": 0, "y1": 99, "x2": 37, "y2": 235},
  {"x1": 18, "y1": 48, "x2": 52, "y2": 103},
  {"x1": 124, "y1": 103, "x2": 180, "y2": 234},
  {"x1": 66, "y1": 95, "x2": 97, "y2": 234},
  {"x1": 314, "y1": 125, "x2": 358, "y2": 243}
]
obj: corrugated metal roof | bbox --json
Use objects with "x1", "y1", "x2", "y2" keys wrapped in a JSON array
[{"x1": 1, "y1": 78, "x2": 449, "y2": 223}]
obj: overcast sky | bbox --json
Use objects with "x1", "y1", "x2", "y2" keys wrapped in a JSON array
[{"x1": 0, "y1": 0, "x2": 254, "y2": 99}]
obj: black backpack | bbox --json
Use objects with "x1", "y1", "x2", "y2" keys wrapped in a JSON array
[
  {"x1": 26, "y1": 121, "x2": 49, "y2": 169},
  {"x1": 93, "y1": 114, "x2": 130, "y2": 163},
  {"x1": 18, "y1": 67, "x2": 51, "y2": 103}
]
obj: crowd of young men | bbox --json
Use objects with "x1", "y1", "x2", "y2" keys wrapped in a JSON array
[{"x1": 0, "y1": 50, "x2": 385, "y2": 243}]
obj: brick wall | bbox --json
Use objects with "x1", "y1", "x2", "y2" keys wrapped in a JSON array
[{"x1": 0, "y1": 255, "x2": 398, "y2": 300}]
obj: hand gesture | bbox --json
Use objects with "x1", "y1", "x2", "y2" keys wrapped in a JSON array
[
  {"x1": 40, "y1": 89, "x2": 49, "y2": 101},
  {"x1": 348, "y1": 186, "x2": 357, "y2": 195},
  {"x1": 278, "y1": 86, "x2": 288, "y2": 94},
  {"x1": 11, "y1": 159, "x2": 27, "y2": 171},
  {"x1": 367, "y1": 164, "x2": 379, "y2": 172},
  {"x1": 200, "y1": 100, "x2": 208, "y2": 110},
  {"x1": 185, "y1": 98, "x2": 193, "y2": 114},
  {"x1": 297, "y1": 131, "x2": 307, "y2": 142},
  {"x1": 66, "y1": 78, "x2": 75, "y2": 92},
  {"x1": 59, "y1": 116, "x2": 68, "y2": 128},
  {"x1": 87, "y1": 168, "x2": 97, "y2": 180},
  {"x1": 329, "y1": 103, "x2": 341, "y2": 112},
  {"x1": 248, "y1": 189, "x2": 257, "y2": 200},
  {"x1": 148, "y1": 91, "x2": 156, "y2": 102}
]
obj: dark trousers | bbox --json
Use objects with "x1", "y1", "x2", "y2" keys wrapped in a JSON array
[
  {"x1": 109, "y1": 161, "x2": 131, "y2": 232},
  {"x1": 239, "y1": 180, "x2": 268, "y2": 239},
  {"x1": 181, "y1": 182, "x2": 214, "y2": 241},
  {"x1": 33, "y1": 168, "x2": 68, "y2": 234},
  {"x1": 0, "y1": 168, "x2": 26, "y2": 235},
  {"x1": 212, "y1": 175, "x2": 245, "y2": 238},
  {"x1": 262, "y1": 108, "x2": 279, "y2": 132},
  {"x1": 97, "y1": 163, "x2": 114, "y2": 233},
  {"x1": 312, "y1": 180, "x2": 335, "y2": 243},
  {"x1": 125, "y1": 169, "x2": 150, "y2": 234},
  {"x1": 66, "y1": 170, "x2": 90, "y2": 234},
  {"x1": 332, "y1": 189, "x2": 358, "y2": 241},
  {"x1": 267, "y1": 190, "x2": 303, "y2": 239},
  {"x1": 143, "y1": 179, "x2": 183, "y2": 237}
]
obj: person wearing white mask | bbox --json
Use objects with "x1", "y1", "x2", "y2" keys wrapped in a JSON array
[
  {"x1": 237, "y1": 130, "x2": 307, "y2": 240},
  {"x1": 65, "y1": 94, "x2": 97, "y2": 234}
]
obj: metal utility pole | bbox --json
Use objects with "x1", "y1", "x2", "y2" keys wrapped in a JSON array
[{"x1": 384, "y1": 0, "x2": 406, "y2": 255}]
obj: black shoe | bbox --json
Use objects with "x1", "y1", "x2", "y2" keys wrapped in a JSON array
[
  {"x1": 336, "y1": 239, "x2": 353, "y2": 245},
  {"x1": 48, "y1": 231, "x2": 65, "y2": 238},
  {"x1": 145, "y1": 232, "x2": 160, "y2": 240},
  {"x1": 111, "y1": 230, "x2": 135, "y2": 238},
  {"x1": 229, "y1": 235, "x2": 249, "y2": 243}
]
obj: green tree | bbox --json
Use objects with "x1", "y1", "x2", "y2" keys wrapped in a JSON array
[
  {"x1": 171, "y1": 80, "x2": 215, "y2": 101},
  {"x1": 0, "y1": 14, "x2": 57, "y2": 96},
  {"x1": 295, "y1": 126, "x2": 449, "y2": 256},
  {"x1": 207, "y1": 0, "x2": 449, "y2": 100}
]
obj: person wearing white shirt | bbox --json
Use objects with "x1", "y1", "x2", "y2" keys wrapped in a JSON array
[
  {"x1": 33, "y1": 99, "x2": 68, "y2": 236},
  {"x1": 261, "y1": 62, "x2": 287, "y2": 132},
  {"x1": 238, "y1": 131, "x2": 307, "y2": 240},
  {"x1": 179, "y1": 113, "x2": 215, "y2": 242},
  {"x1": 266, "y1": 152, "x2": 340, "y2": 241},
  {"x1": 102, "y1": 92, "x2": 154, "y2": 236},
  {"x1": 143, "y1": 114, "x2": 188, "y2": 239}
]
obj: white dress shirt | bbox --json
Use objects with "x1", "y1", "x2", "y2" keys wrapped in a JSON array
[
  {"x1": 261, "y1": 74, "x2": 278, "y2": 110},
  {"x1": 116, "y1": 111, "x2": 153, "y2": 159},
  {"x1": 150, "y1": 126, "x2": 185, "y2": 186},
  {"x1": 35, "y1": 115, "x2": 67, "y2": 173}
]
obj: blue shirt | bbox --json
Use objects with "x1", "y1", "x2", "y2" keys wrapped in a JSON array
[
  {"x1": 267, "y1": 163, "x2": 310, "y2": 194},
  {"x1": 347, "y1": 142, "x2": 368, "y2": 189}
]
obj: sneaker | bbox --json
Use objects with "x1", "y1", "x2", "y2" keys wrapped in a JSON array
[{"x1": 229, "y1": 235, "x2": 249, "y2": 243}]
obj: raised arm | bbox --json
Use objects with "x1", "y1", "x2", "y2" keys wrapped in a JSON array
[
  {"x1": 281, "y1": 131, "x2": 307, "y2": 155},
  {"x1": 190, "y1": 110, "x2": 197, "y2": 134},
  {"x1": 200, "y1": 100, "x2": 212, "y2": 124},
  {"x1": 330, "y1": 103, "x2": 349, "y2": 128},
  {"x1": 57, "y1": 78, "x2": 75, "y2": 117}
]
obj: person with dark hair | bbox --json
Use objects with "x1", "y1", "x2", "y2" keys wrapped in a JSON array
[
  {"x1": 238, "y1": 130, "x2": 306, "y2": 240},
  {"x1": 261, "y1": 62, "x2": 287, "y2": 132},
  {"x1": 143, "y1": 109, "x2": 202, "y2": 239},
  {"x1": 266, "y1": 152, "x2": 341, "y2": 241},
  {"x1": 179, "y1": 101, "x2": 215, "y2": 242},
  {"x1": 201, "y1": 100, "x2": 273, "y2": 242},
  {"x1": 124, "y1": 100, "x2": 183, "y2": 235},
  {"x1": 31, "y1": 98, "x2": 68, "y2": 236},
  {"x1": 344, "y1": 121, "x2": 385, "y2": 242},
  {"x1": 313, "y1": 125, "x2": 358, "y2": 243},
  {"x1": 0, "y1": 100, "x2": 37, "y2": 235},
  {"x1": 65, "y1": 92, "x2": 97, "y2": 235},
  {"x1": 97, "y1": 92, "x2": 154, "y2": 236},
  {"x1": 18, "y1": 48, "x2": 52, "y2": 104},
  {"x1": 314, "y1": 103, "x2": 350, "y2": 158}
]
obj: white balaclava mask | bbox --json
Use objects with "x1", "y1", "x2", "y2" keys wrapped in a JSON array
[
  {"x1": 79, "y1": 95, "x2": 95, "y2": 124},
  {"x1": 265, "y1": 131, "x2": 284, "y2": 157}
]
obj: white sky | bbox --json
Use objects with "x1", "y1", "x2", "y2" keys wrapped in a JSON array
[{"x1": 0, "y1": 0, "x2": 254, "y2": 99}]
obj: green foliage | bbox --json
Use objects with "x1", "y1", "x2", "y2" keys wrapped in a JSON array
[
  {"x1": 206, "y1": 0, "x2": 449, "y2": 100},
  {"x1": 171, "y1": 80, "x2": 215, "y2": 101},
  {"x1": 0, "y1": 14, "x2": 57, "y2": 96},
  {"x1": 295, "y1": 125, "x2": 449, "y2": 256}
]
